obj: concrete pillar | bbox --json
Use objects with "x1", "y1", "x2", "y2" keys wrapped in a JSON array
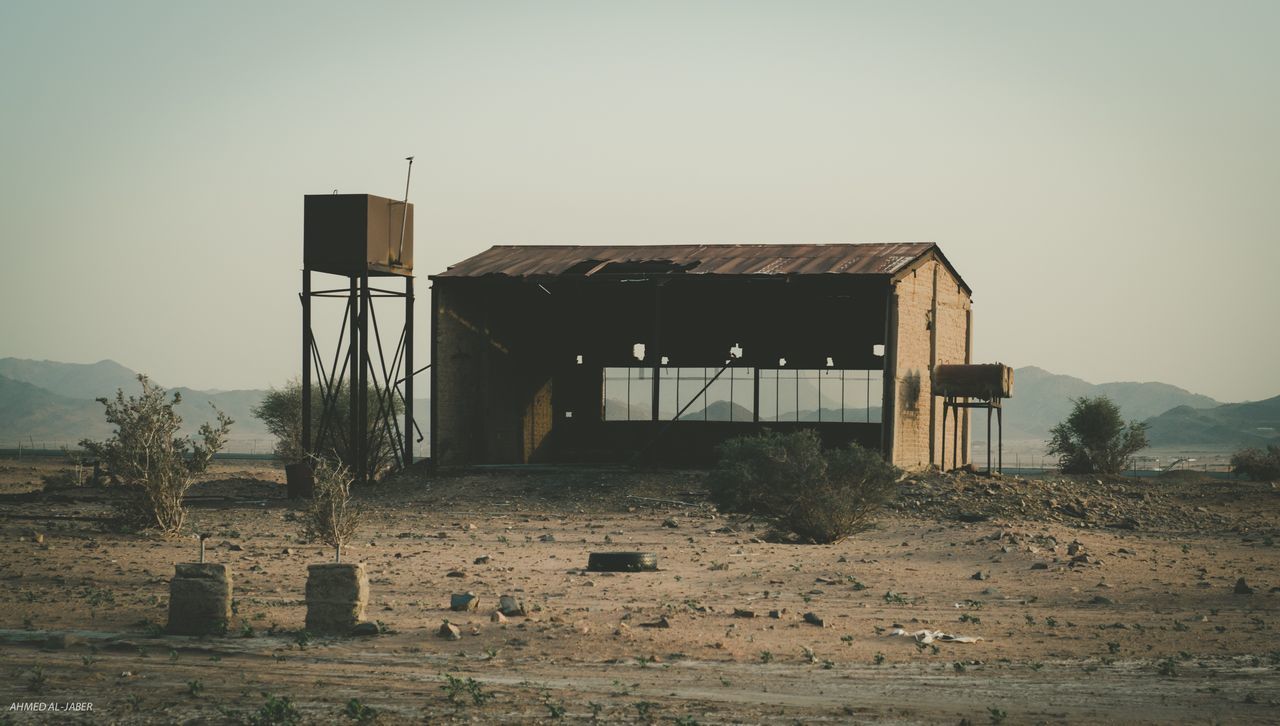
[
  {"x1": 167, "y1": 563, "x2": 232, "y2": 636},
  {"x1": 305, "y1": 562, "x2": 369, "y2": 633}
]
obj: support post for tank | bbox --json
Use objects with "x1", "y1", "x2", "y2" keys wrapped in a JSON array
[
  {"x1": 358, "y1": 272, "x2": 370, "y2": 482},
  {"x1": 997, "y1": 403, "x2": 1003, "y2": 473},
  {"x1": 302, "y1": 269, "x2": 312, "y2": 454},
  {"x1": 940, "y1": 398, "x2": 948, "y2": 470},
  {"x1": 404, "y1": 275, "x2": 414, "y2": 465},
  {"x1": 348, "y1": 275, "x2": 359, "y2": 480},
  {"x1": 987, "y1": 405, "x2": 992, "y2": 473}
]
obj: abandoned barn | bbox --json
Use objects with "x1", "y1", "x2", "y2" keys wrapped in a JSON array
[{"x1": 430, "y1": 243, "x2": 972, "y2": 469}]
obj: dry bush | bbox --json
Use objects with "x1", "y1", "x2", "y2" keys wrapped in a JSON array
[
  {"x1": 302, "y1": 459, "x2": 362, "y2": 562},
  {"x1": 80, "y1": 375, "x2": 231, "y2": 535},
  {"x1": 252, "y1": 380, "x2": 403, "y2": 479},
  {"x1": 1232, "y1": 444, "x2": 1280, "y2": 481},
  {"x1": 707, "y1": 430, "x2": 899, "y2": 544}
]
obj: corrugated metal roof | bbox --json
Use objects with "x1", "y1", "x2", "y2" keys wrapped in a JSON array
[{"x1": 434, "y1": 243, "x2": 946, "y2": 280}]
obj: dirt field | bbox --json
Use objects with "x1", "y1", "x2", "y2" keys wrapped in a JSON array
[{"x1": 1, "y1": 458, "x2": 1277, "y2": 724}]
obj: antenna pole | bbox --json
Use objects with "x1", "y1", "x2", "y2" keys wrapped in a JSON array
[{"x1": 397, "y1": 156, "x2": 414, "y2": 264}]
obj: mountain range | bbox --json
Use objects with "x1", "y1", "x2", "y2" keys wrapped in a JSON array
[
  {"x1": 2, "y1": 357, "x2": 1275, "y2": 453},
  {"x1": 0, "y1": 358, "x2": 428, "y2": 453}
]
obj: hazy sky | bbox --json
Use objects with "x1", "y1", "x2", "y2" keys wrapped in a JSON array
[{"x1": 1, "y1": 1, "x2": 1276, "y2": 402}]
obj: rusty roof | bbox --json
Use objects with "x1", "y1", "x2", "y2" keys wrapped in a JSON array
[{"x1": 433, "y1": 243, "x2": 968, "y2": 290}]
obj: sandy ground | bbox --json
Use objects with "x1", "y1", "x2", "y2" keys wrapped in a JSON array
[{"x1": 0, "y1": 458, "x2": 1277, "y2": 724}]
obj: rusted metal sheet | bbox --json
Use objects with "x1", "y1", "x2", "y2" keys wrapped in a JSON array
[{"x1": 433, "y1": 243, "x2": 937, "y2": 279}]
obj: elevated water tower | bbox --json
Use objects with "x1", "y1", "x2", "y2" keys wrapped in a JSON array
[{"x1": 301, "y1": 169, "x2": 419, "y2": 484}]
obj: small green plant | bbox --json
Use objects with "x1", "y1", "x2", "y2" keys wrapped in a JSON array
[
  {"x1": 759, "y1": 650, "x2": 773, "y2": 664},
  {"x1": 634, "y1": 701, "x2": 657, "y2": 721},
  {"x1": 988, "y1": 706, "x2": 1008, "y2": 724},
  {"x1": 1157, "y1": 658, "x2": 1178, "y2": 677},
  {"x1": 294, "y1": 630, "x2": 313, "y2": 649},
  {"x1": 1107, "y1": 641, "x2": 1121, "y2": 654},
  {"x1": 953, "y1": 661, "x2": 966, "y2": 673},
  {"x1": 343, "y1": 698, "x2": 378, "y2": 723},
  {"x1": 1045, "y1": 616, "x2": 1058, "y2": 628},
  {"x1": 441, "y1": 673, "x2": 491, "y2": 706},
  {"x1": 187, "y1": 679, "x2": 205, "y2": 697},
  {"x1": 85, "y1": 587, "x2": 116, "y2": 621},
  {"x1": 544, "y1": 699, "x2": 566, "y2": 719},
  {"x1": 26, "y1": 665, "x2": 47, "y2": 693},
  {"x1": 248, "y1": 693, "x2": 301, "y2": 725},
  {"x1": 873, "y1": 652, "x2": 886, "y2": 665},
  {"x1": 959, "y1": 613, "x2": 981, "y2": 624},
  {"x1": 240, "y1": 622, "x2": 256, "y2": 638},
  {"x1": 589, "y1": 701, "x2": 605, "y2": 720},
  {"x1": 674, "y1": 716, "x2": 701, "y2": 726}
]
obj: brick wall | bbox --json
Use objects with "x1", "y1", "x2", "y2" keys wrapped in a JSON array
[{"x1": 889, "y1": 257, "x2": 971, "y2": 470}]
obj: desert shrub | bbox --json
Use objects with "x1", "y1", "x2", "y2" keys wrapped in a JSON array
[
  {"x1": 1231, "y1": 444, "x2": 1280, "y2": 481},
  {"x1": 80, "y1": 375, "x2": 231, "y2": 535},
  {"x1": 252, "y1": 380, "x2": 403, "y2": 479},
  {"x1": 1046, "y1": 396, "x2": 1148, "y2": 475},
  {"x1": 706, "y1": 430, "x2": 899, "y2": 544},
  {"x1": 302, "y1": 459, "x2": 362, "y2": 562}
]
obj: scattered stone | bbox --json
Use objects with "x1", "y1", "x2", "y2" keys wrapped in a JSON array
[
  {"x1": 768, "y1": 609, "x2": 786, "y2": 619},
  {"x1": 438, "y1": 621, "x2": 462, "y2": 640},
  {"x1": 733, "y1": 608, "x2": 757, "y2": 619},
  {"x1": 498, "y1": 595, "x2": 526, "y2": 617},
  {"x1": 1067, "y1": 541, "x2": 1083, "y2": 556},
  {"x1": 803, "y1": 612, "x2": 826, "y2": 627},
  {"x1": 539, "y1": 534, "x2": 556, "y2": 542},
  {"x1": 640, "y1": 616, "x2": 672, "y2": 629},
  {"x1": 226, "y1": 543, "x2": 243, "y2": 552},
  {"x1": 26, "y1": 530, "x2": 44, "y2": 545},
  {"x1": 1089, "y1": 595, "x2": 1115, "y2": 606},
  {"x1": 971, "y1": 571, "x2": 987, "y2": 581},
  {"x1": 350, "y1": 621, "x2": 379, "y2": 636},
  {"x1": 1030, "y1": 562, "x2": 1049, "y2": 570},
  {"x1": 491, "y1": 611, "x2": 508, "y2": 624},
  {"x1": 451, "y1": 592, "x2": 479, "y2": 612},
  {"x1": 1234, "y1": 578, "x2": 1255, "y2": 595},
  {"x1": 445, "y1": 570, "x2": 466, "y2": 578},
  {"x1": 473, "y1": 555, "x2": 491, "y2": 565},
  {"x1": 282, "y1": 548, "x2": 295, "y2": 555},
  {"x1": 837, "y1": 555, "x2": 848, "y2": 563},
  {"x1": 662, "y1": 518, "x2": 679, "y2": 528}
]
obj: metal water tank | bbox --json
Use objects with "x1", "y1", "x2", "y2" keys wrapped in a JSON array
[{"x1": 303, "y1": 194, "x2": 413, "y2": 276}]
